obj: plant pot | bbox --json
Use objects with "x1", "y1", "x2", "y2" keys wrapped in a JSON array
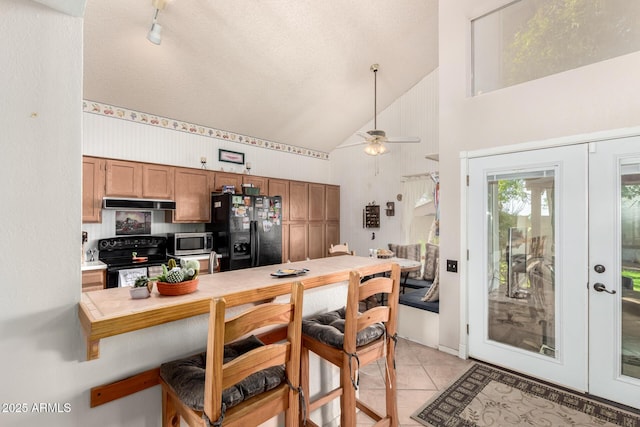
[
  {"x1": 156, "y1": 278, "x2": 199, "y2": 296},
  {"x1": 130, "y1": 286, "x2": 150, "y2": 299}
]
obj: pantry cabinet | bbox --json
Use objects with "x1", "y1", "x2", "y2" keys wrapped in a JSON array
[
  {"x1": 308, "y1": 223, "x2": 325, "y2": 259},
  {"x1": 82, "y1": 157, "x2": 105, "y2": 223},
  {"x1": 288, "y1": 223, "x2": 308, "y2": 262},
  {"x1": 289, "y1": 181, "x2": 309, "y2": 221}
]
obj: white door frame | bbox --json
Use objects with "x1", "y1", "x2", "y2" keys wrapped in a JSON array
[{"x1": 460, "y1": 126, "x2": 640, "y2": 360}]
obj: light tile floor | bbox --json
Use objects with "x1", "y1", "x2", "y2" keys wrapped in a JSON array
[{"x1": 356, "y1": 338, "x2": 473, "y2": 426}]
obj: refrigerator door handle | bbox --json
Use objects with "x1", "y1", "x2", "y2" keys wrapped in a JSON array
[
  {"x1": 250, "y1": 221, "x2": 256, "y2": 267},
  {"x1": 255, "y1": 221, "x2": 261, "y2": 266}
]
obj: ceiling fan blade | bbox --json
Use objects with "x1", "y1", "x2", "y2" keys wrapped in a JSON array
[
  {"x1": 334, "y1": 140, "x2": 367, "y2": 149},
  {"x1": 386, "y1": 136, "x2": 421, "y2": 143}
]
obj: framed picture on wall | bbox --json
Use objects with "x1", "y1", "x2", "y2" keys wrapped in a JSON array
[
  {"x1": 219, "y1": 149, "x2": 245, "y2": 165},
  {"x1": 115, "y1": 211, "x2": 151, "y2": 235}
]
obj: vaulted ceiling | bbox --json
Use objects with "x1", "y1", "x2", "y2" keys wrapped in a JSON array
[{"x1": 79, "y1": 1, "x2": 438, "y2": 153}]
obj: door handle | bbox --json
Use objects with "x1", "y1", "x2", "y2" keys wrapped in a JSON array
[{"x1": 593, "y1": 283, "x2": 616, "y2": 294}]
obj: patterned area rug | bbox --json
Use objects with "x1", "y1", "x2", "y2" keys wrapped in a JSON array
[{"x1": 411, "y1": 363, "x2": 640, "y2": 427}]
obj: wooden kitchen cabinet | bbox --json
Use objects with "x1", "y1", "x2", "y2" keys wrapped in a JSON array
[
  {"x1": 169, "y1": 168, "x2": 212, "y2": 223},
  {"x1": 243, "y1": 175, "x2": 267, "y2": 195},
  {"x1": 308, "y1": 223, "x2": 325, "y2": 259},
  {"x1": 213, "y1": 172, "x2": 243, "y2": 193},
  {"x1": 268, "y1": 178, "x2": 290, "y2": 221},
  {"x1": 308, "y1": 183, "x2": 326, "y2": 221},
  {"x1": 105, "y1": 159, "x2": 142, "y2": 197},
  {"x1": 142, "y1": 163, "x2": 174, "y2": 199},
  {"x1": 288, "y1": 223, "x2": 308, "y2": 262},
  {"x1": 82, "y1": 157, "x2": 105, "y2": 223},
  {"x1": 289, "y1": 181, "x2": 309, "y2": 221},
  {"x1": 82, "y1": 269, "x2": 105, "y2": 292},
  {"x1": 325, "y1": 185, "x2": 340, "y2": 221},
  {"x1": 325, "y1": 222, "x2": 340, "y2": 250}
]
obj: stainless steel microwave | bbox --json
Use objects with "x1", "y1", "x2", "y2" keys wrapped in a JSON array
[{"x1": 167, "y1": 232, "x2": 213, "y2": 256}]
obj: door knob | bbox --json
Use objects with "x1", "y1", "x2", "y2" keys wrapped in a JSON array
[
  {"x1": 593, "y1": 283, "x2": 616, "y2": 294},
  {"x1": 594, "y1": 264, "x2": 606, "y2": 273}
]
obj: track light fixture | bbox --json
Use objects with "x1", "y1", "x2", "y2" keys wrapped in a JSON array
[{"x1": 147, "y1": 0, "x2": 167, "y2": 45}]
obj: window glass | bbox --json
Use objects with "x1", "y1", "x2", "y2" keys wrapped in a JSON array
[{"x1": 472, "y1": 0, "x2": 640, "y2": 95}]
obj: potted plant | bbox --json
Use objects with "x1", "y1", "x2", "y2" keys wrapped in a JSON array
[
  {"x1": 130, "y1": 275, "x2": 153, "y2": 299},
  {"x1": 154, "y1": 258, "x2": 200, "y2": 296}
]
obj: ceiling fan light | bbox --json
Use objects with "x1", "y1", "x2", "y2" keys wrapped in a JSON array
[
  {"x1": 364, "y1": 144, "x2": 378, "y2": 156},
  {"x1": 378, "y1": 144, "x2": 387, "y2": 154}
]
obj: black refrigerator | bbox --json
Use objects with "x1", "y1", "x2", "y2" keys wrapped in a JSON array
[{"x1": 206, "y1": 193, "x2": 282, "y2": 271}]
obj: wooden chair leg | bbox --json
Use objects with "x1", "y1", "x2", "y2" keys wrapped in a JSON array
[
  {"x1": 341, "y1": 352, "x2": 357, "y2": 427},
  {"x1": 162, "y1": 386, "x2": 180, "y2": 427},
  {"x1": 300, "y1": 345, "x2": 310, "y2": 424},
  {"x1": 385, "y1": 344, "x2": 398, "y2": 427}
]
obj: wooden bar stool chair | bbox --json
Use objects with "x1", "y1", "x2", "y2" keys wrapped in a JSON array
[
  {"x1": 300, "y1": 264, "x2": 401, "y2": 427},
  {"x1": 159, "y1": 281, "x2": 304, "y2": 427}
]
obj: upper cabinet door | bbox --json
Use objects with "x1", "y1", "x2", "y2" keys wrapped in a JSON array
[
  {"x1": 325, "y1": 185, "x2": 340, "y2": 222},
  {"x1": 142, "y1": 164, "x2": 174, "y2": 199},
  {"x1": 308, "y1": 183, "x2": 326, "y2": 221},
  {"x1": 289, "y1": 181, "x2": 309, "y2": 221},
  {"x1": 105, "y1": 159, "x2": 142, "y2": 197},
  {"x1": 82, "y1": 157, "x2": 105, "y2": 223},
  {"x1": 171, "y1": 168, "x2": 211, "y2": 223},
  {"x1": 213, "y1": 172, "x2": 243, "y2": 194},
  {"x1": 268, "y1": 179, "x2": 290, "y2": 222},
  {"x1": 243, "y1": 176, "x2": 268, "y2": 195}
]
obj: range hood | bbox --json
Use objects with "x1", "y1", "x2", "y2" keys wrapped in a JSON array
[{"x1": 103, "y1": 198, "x2": 176, "y2": 210}]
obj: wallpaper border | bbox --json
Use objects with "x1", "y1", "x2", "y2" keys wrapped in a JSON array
[{"x1": 83, "y1": 100, "x2": 330, "y2": 160}]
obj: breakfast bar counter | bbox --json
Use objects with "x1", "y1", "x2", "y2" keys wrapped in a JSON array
[{"x1": 79, "y1": 255, "x2": 393, "y2": 361}]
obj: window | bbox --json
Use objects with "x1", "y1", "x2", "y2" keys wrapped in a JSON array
[{"x1": 472, "y1": 0, "x2": 640, "y2": 95}]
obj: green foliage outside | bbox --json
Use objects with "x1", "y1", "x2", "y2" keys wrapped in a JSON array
[{"x1": 621, "y1": 270, "x2": 640, "y2": 292}]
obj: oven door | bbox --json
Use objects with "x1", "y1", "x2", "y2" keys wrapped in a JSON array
[{"x1": 106, "y1": 266, "x2": 148, "y2": 288}]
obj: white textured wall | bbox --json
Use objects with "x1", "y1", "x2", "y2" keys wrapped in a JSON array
[
  {"x1": 329, "y1": 70, "x2": 439, "y2": 257},
  {"x1": 1, "y1": 1, "x2": 86, "y2": 425},
  {"x1": 439, "y1": 0, "x2": 640, "y2": 352}
]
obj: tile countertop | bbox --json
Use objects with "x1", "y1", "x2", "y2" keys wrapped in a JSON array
[{"x1": 81, "y1": 260, "x2": 107, "y2": 271}]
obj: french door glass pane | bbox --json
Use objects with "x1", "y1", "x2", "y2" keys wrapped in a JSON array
[
  {"x1": 487, "y1": 170, "x2": 556, "y2": 357},
  {"x1": 621, "y1": 162, "x2": 640, "y2": 379}
]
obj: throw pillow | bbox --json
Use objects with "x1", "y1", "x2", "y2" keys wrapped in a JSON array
[
  {"x1": 422, "y1": 264, "x2": 439, "y2": 302},
  {"x1": 423, "y1": 243, "x2": 439, "y2": 281}
]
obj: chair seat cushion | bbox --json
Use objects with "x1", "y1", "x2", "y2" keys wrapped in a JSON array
[
  {"x1": 160, "y1": 335, "x2": 284, "y2": 411},
  {"x1": 302, "y1": 307, "x2": 385, "y2": 349}
]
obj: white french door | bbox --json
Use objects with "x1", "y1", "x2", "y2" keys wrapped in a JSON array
[
  {"x1": 467, "y1": 139, "x2": 640, "y2": 409},
  {"x1": 589, "y1": 137, "x2": 640, "y2": 409},
  {"x1": 468, "y1": 144, "x2": 589, "y2": 392}
]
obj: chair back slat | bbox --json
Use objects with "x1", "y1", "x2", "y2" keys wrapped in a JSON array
[
  {"x1": 222, "y1": 343, "x2": 289, "y2": 390},
  {"x1": 225, "y1": 303, "x2": 294, "y2": 343},
  {"x1": 357, "y1": 306, "x2": 390, "y2": 331},
  {"x1": 358, "y1": 276, "x2": 393, "y2": 301}
]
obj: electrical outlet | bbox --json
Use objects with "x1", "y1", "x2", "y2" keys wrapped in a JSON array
[{"x1": 446, "y1": 259, "x2": 458, "y2": 273}]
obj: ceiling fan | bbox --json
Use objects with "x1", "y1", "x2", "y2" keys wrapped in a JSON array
[{"x1": 337, "y1": 64, "x2": 420, "y2": 155}]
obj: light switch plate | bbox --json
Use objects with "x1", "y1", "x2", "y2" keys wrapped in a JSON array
[{"x1": 446, "y1": 259, "x2": 458, "y2": 273}]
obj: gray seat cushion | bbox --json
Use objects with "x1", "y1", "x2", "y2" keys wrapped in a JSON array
[
  {"x1": 160, "y1": 335, "x2": 284, "y2": 411},
  {"x1": 302, "y1": 307, "x2": 385, "y2": 349}
]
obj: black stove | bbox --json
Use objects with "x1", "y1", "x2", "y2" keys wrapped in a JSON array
[{"x1": 98, "y1": 235, "x2": 168, "y2": 288}]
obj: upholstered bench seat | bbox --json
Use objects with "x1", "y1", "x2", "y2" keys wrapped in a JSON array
[
  {"x1": 403, "y1": 278, "x2": 433, "y2": 291},
  {"x1": 399, "y1": 287, "x2": 440, "y2": 314},
  {"x1": 159, "y1": 335, "x2": 284, "y2": 411},
  {"x1": 302, "y1": 307, "x2": 385, "y2": 349}
]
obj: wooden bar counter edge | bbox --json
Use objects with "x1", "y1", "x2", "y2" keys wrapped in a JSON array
[{"x1": 78, "y1": 256, "x2": 394, "y2": 361}]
